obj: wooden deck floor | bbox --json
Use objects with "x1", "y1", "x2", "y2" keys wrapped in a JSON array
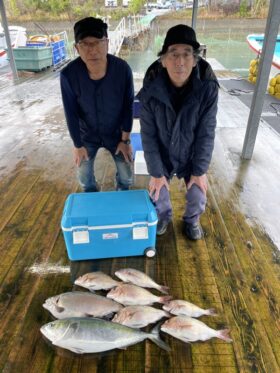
[{"x1": 0, "y1": 70, "x2": 280, "y2": 373}]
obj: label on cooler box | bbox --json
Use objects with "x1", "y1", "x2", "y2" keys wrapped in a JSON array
[{"x1": 102, "y1": 233, "x2": 119, "y2": 240}]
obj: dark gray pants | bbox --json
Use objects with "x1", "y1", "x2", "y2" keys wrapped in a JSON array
[{"x1": 152, "y1": 181, "x2": 206, "y2": 225}]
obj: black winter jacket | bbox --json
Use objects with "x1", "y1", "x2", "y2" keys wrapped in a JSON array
[{"x1": 138, "y1": 58, "x2": 219, "y2": 179}]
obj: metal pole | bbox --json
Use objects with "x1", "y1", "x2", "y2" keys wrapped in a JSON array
[
  {"x1": 242, "y1": 0, "x2": 280, "y2": 159},
  {"x1": 0, "y1": 0, "x2": 18, "y2": 80},
  {"x1": 191, "y1": 0, "x2": 199, "y2": 30}
]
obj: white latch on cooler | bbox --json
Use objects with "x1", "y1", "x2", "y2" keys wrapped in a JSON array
[
  {"x1": 133, "y1": 226, "x2": 148, "y2": 240},
  {"x1": 73, "y1": 229, "x2": 89, "y2": 244}
]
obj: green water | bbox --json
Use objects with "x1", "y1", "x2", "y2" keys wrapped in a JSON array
[{"x1": 125, "y1": 18, "x2": 268, "y2": 77}]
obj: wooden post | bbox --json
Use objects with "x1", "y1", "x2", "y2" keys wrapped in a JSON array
[{"x1": 242, "y1": 0, "x2": 280, "y2": 159}]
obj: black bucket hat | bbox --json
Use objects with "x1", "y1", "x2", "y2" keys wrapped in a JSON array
[
  {"x1": 158, "y1": 24, "x2": 200, "y2": 56},
  {"x1": 74, "y1": 17, "x2": 108, "y2": 43}
]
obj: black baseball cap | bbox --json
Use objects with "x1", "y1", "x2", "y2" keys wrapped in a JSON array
[
  {"x1": 74, "y1": 17, "x2": 108, "y2": 43},
  {"x1": 158, "y1": 24, "x2": 200, "y2": 56}
]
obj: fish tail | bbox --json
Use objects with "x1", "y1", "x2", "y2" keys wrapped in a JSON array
[
  {"x1": 149, "y1": 323, "x2": 171, "y2": 352},
  {"x1": 159, "y1": 295, "x2": 173, "y2": 304},
  {"x1": 206, "y1": 308, "x2": 217, "y2": 316},
  {"x1": 217, "y1": 329, "x2": 232, "y2": 342},
  {"x1": 158, "y1": 285, "x2": 170, "y2": 295}
]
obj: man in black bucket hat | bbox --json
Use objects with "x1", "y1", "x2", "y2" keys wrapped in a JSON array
[
  {"x1": 138, "y1": 24, "x2": 219, "y2": 240},
  {"x1": 61, "y1": 17, "x2": 134, "y2": 192}
]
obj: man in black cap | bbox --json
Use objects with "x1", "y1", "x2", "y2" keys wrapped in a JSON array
[
  {"x1": 138, "y1": 24, "x2": 219, "y2": 240},
  {"x1": 60, "y1": 17, "x2": 134, "y2": 192}
]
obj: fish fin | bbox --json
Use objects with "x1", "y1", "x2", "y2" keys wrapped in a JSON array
[
  {"x1": 84, "y1": 313, "x2": 94, "y2": 318},
  {"x1": 60, "y1": 321, "x2": 79, "y2": 340},
  {"x1": 206, "y1": 308, "x2": 217, "y2": 316},
  {"x1": 129, "y1": 322, "x2": 146, "y2": 328},
  {"x1": 149, "y1": 322, "x2": 171, "y2": 352},
  {"x1": 158, "y1": 285, "x2": 170, "y2": 295},
  {"x1": 55, "y1": 304, "x2": 65, "y2": 313},
  {"x1": 217, "y1": 329, "x2": 232, "y2": 342},
  {"x1": 159, "y1": 295, "x2": 173, "y2": 304},
  {"x1": 102, "y1": 312, "x2": 115, "y2": 320},
  {"x1": 170, "y1": 305, "x2": 185, "y2": 314},
  {"x1": 88, "y1": 288, "x2": 95, "y2": 293},
  {"x1": 53, "y1": 341, "x2": 85, "y2": 354}
]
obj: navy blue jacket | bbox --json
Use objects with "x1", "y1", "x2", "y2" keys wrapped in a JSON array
[
  {"x1": 138, "y1": 58, "x2": 219, "y2": 179},
  {"x1": 60, "y1": 54, "x2": 134, "y2": 151}
]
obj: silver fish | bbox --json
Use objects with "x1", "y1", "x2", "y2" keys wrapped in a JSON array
[
  {"x1": 74, "y1": 271, "x2": 121, "y2": 291},
  {"x1": 115, "y1": 268, "x2": 169, "y2": 294},
  {"x1": 40, "y1": 317, "x2": 171, "y2": 354},
  {"x1": 161, "y1": 316, "x2": 232, "y2": 343},
  {"x1": 163, "y1": 300, "x2": 217, "y2": 318},
  {"x1": 112, "y1": 305, "x2": 170, "y2": 328},
  {"x1": 107, "y1": 284, "x2": 172, "y2": 306},
  {"x1": 43, "y1": 292, "x2": 123, "y2": 319}
]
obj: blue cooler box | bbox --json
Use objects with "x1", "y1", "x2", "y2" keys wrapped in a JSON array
[{"x1": 61, "y1": 190, "x2": 158, "y2": 261}]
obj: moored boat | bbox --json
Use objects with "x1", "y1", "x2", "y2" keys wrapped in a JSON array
[
  {"x1": 0, "y1": 23, "x2": 27, "y2": 67},
  {"x1": 247, "y1": 34, "x2": 280, "y2": 70}
]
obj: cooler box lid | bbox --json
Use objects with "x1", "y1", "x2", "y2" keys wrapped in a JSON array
[{"x1": 61, "y1": 189, "x2": 157, "y2": 231}]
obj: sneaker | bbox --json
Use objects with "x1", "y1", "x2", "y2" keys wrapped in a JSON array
[
  {"x1": 184, "y1": 222, "x2": 203, "y2": 240},
  {"x1": 157, "y1": 220, "x2": 169, "y2": 236}
]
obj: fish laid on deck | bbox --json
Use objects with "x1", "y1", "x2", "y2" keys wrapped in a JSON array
[
  {"x1": 107, "y1": 283, "x2": 172, "y2": 306},
  {"x1": 43, "y1": 292, "x2": 123, "y2": 319},
  {"x1": 74, "y1": 271, "x2": 121, "y2": 291},
  {"x1": 112, "y1": 305, "x2": 170, "y2": 328},
  {"x1": 163, "y1": 299, "x2": 217, "y2": 318},
  {"x1": 115, "y1": 268, "x2": 169, "y2": 294},
  {"x1": 161, "y1": 316, "x2": 232, "y2": 343},
  {"x1": 40, "y1": 317, "x2": 171, "y2": 354}
]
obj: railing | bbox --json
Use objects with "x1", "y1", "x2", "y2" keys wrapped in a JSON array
[
  {"x1": 125, "y1": 15, "x2": 150, "y2": 38},
  {"x1": 108, "y1": 15, "x2": 152, "y2": 56},
  {"x1": 108, "y1": 17, "x2": 126, "y2": 56}
]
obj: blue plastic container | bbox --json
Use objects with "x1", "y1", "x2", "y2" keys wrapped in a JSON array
[
  {"x1": 61, "y1": 190, "x2": 158, "y2": 261},
  {"x1": 51, "y1": 40, "x2": 67, "y2": 65},
  {"x1": 131, "y1": 133, "x2": 143, "y2": 159}
]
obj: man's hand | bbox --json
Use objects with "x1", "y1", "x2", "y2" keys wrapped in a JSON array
[
  {"x1": 149, "y1": 176, "x2": 169, "y2": 201},
  {"x1": 73, "y1": 146, "x2": 89, "y2": 167},
  {"x1": 187, "y1": 174, "x2": 208, "y2": 195},
  {"x1": 115, "y1": 142, "x2": 133, "y2": 162}
]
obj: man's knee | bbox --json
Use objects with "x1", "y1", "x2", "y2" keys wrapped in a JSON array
[{"x1": 186, "y1": 184, "x2": 206, "y2": 213}]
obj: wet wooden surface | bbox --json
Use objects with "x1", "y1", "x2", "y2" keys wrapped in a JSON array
[{"x1": 0, "y1": 71, "x2": 280, "y2": 372}]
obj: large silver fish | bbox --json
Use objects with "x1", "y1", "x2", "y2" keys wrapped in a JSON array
[
  {"x1": 163, "y1": 299, "x2": 217, "y2": 318},
  {"x1": 115, "y1": 268, "x2": 169, "y2": 294},
  {"x1": 43, "y1": 292, "x2": 123, "y2": 319},
  {"x1": 161, "y1": 316, "x2": 232, "y2": 343},
  {"x1": 40, "y1": 317, "x2": 171, "y2": 354},
  {"x1": 74, "y1": 271, "x2": 121, "y2": 291},
  {"x1": 112, "y1": 305, "x2": 170, "y2": 328},
  {"x1": 107, "y1": 284, "x2": 172, "y2": 306}
]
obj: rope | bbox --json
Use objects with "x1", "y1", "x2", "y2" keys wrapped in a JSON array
[
  {"x1": 227, "y1": 88, "x2": 254, "y2": 96},
  {"x1": 270, "y1": 103, "x2": 280, "y2": 116}
]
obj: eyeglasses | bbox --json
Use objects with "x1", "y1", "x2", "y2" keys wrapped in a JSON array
[
  {"x1": 77, "y1": 39, "x2": 107, "y2": 51},
  {"x1": 165, "y1": 51, "x2": 194, "y2": 61}
]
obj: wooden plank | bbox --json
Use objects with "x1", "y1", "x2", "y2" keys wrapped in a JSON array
[
  {"x1": 208, "y1": 174, "x2": 280, "y2": 357},
  {"x1": 0, "y1": 166, "x2": 41, "y2": 232},
  {"x1": 169, "y1": 181, "x2": 238, "y2": 372},
  {"x1": 203, "y1": 185, "x2": 279, "y2": 372}
]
